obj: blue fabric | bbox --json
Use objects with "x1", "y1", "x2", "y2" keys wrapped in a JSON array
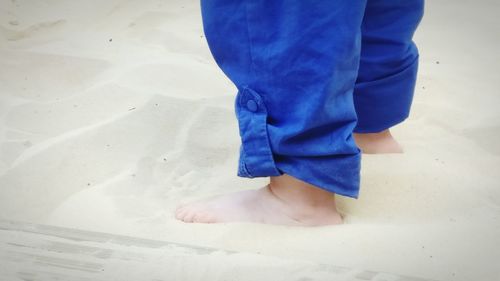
[{"x1": 200, "y1": 0, "x2": 424, "y2": 198}]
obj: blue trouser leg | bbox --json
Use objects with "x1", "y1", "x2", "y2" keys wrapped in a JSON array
[
  {"x1": 200, "y1": 0, "x2": 423, "y2": 198},
  {"x1": 354, "y1": 0, "x2": 425, "y2": 133}
]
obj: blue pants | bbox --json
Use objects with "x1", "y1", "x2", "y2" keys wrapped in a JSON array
[{"x1": 200, "y1": 0, "x2": 424, "y2": 198}]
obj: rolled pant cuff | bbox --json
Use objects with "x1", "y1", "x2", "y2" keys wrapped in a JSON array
[
  {"x1": 235, "y1": 86, "x2": 361, "y2": 198},
  {"x1": 353, "y1": 56, "x2": 419, "y2": 133},
  {"x1": 237, "y1": 151, "x2": 361, "y2": 199}
]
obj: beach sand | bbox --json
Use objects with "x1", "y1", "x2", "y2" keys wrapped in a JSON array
[{"x1": 0, "y1": 0, "x2": 499, "y2": 280}]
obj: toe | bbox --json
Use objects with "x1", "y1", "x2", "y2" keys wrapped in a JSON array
[
  {"x1": 193, "y1": 213, "x2": 214, "y2": 223},
  {"x1": 175, "y1": 207, "x2": 190, "y2": 221},
  {"x1": 182, "y1": 210, "x2": 197, "y2": 223},
  {"x1": 191, "y1": 213, "x2": 201, "y2": 223},
  {"x1": 204, "y1": 214, "x2": 217, "y2": 223},
  {"x1": 175, "y1": 210, "x2": 184, "y2": 220}
]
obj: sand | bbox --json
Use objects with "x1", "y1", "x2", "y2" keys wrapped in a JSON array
[{"x1": 0, "y1": 0, "x2": 499, "y2": 280}]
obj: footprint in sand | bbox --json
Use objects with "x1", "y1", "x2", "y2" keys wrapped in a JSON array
[{"x1": 0, "y1": 19, "x2": 67, "y2": 41}]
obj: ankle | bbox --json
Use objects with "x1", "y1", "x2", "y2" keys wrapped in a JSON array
[
  {"x1": 353, "y1": 128, "x2": 403, "y2": 154},
  {"x1": 354, "y1": 129, "x2": 392, "y2": 140},
  {"x1": 265, "y1": 183, "x2": 342, "y2": 225},
  {"x1": 268, "y1": 174, "x2": 337, "y2": 209}
]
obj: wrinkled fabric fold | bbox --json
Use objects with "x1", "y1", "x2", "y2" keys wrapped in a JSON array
[
  {"x1": 353, "y1": 0, "x2": 424, "y2": 133},
  {"x1": 200, "y1": 0, "x2": 424, "y2": 198}
]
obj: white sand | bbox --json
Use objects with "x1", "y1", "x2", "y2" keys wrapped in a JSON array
[{"x1": 0, "y1": 0, "x2": 499, "y2": 280}]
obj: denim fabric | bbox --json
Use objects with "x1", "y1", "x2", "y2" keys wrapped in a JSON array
[{"x1": 200, "y1": 0, "x2": 424, "y2": 198}]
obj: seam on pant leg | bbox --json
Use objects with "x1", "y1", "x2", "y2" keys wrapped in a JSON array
[
  {"x1": 242, "y1": 0, "x2": 258, "y2": 78},
  {"x1": 232, "y1": 0, "x2": 281, "y2": 178},
  {"x1": 237, "y1": 144, "x2": 252, "y2": 177}
]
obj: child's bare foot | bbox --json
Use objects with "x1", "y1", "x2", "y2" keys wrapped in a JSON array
[
  {"x1": 353, "y1": 129, "x2": 403, "y2": 154},
  {"x1": 174, "y1": 174, "x2": 343, "y2": 226}
]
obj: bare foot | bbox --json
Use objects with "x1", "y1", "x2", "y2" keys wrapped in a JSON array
[
  {"x1": 353, "y1": 129, "x2": 403, "y2": 154},
  {"x1": 174, "y1": 174, "x2": 343, "y2": 226}
]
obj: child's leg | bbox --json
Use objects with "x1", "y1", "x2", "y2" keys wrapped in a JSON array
[
  {"x1": 175, "y1": 0, "x2": 367, "y2": 226},
  {"x1": 353, "y1": 129, "x2": 404, "y2": 154},
  {"x1": 353, "y1": 0, "x2": 425, "y2": 153}
]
